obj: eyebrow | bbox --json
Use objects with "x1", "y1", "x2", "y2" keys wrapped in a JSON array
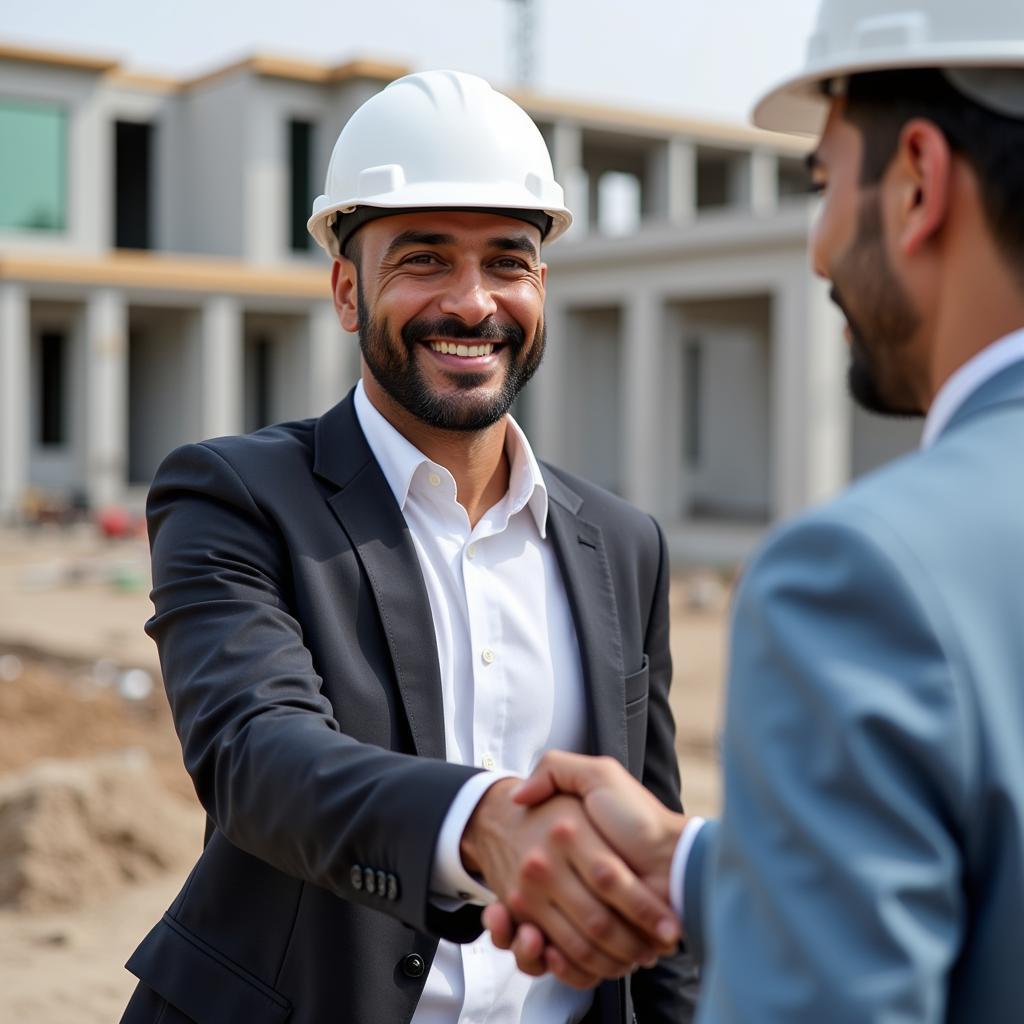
[
  {"x1": 489, "y1": 235, "x2": 540, "y2": 261},
  {"x1": 382, "y1": 230, "x2": 540, "y2": 263},
  {"x1": 383, "y1": 231, "x2": 456, "y2": 262},
  {"x1": 805, "y1": 150, "x2": 822, "y2": 173}
]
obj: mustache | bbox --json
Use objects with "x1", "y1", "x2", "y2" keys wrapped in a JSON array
[{"x1": 402, "y1": 316, "x2": 525, "y2": 349}]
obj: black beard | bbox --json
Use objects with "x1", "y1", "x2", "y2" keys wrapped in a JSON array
[
  {"x1": 830, "y1": 191, "x2": 923, "y2": 418},
  {"x1": 357, "y1": 285, "x2": 545, "y2": 432}
]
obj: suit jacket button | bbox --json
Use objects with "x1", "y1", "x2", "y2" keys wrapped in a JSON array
[
  {"x1": 350, "y1": 865, "x2": 363, "y2": 891},
  {"x1": 364, "y1": 867, "x2": 376, "y2": 895},
  {"x1": 387, "y1": 873, "x2": 399, "y2": 901},
  {"x1": 401, "y1": 953, "x2": 425, "y2": 979},
  {"x1": 376, "y1": 870, "x2": 387, "y2": 896}
]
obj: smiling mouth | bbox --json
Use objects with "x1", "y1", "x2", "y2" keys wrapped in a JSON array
[{"x1": 426, "y1": 340, "x2": 503, "y2": 358}]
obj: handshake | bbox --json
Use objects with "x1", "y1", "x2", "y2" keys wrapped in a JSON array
[{"x1": 459, "y1": 751, "x2": 689, "y2": 990}]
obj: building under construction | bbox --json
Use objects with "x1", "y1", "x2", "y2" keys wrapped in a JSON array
[{"x1": 0, "y1": 43, "x2": 921, "y2": 561}]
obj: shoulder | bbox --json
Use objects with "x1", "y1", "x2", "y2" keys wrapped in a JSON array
[
  {"x1": 540, "y1": 461, "x2": 661, "y2": 546},
  {"x1": 154, "y1": 418, "x2": 319, "y2": 486}
]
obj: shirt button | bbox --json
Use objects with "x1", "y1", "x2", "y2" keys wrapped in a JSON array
[
  {"x1": 481, "y1": 648, "x2": 495, "y2": 665},
  {"x1": 481, "y1": 753, "x2": 496, "y2": 770},
  {"x1": 467, "y1": 544, "x2": 477, "y2": 559},
  {"x1": 428, "y1": 472, "x2": 441, "y2": 487}
]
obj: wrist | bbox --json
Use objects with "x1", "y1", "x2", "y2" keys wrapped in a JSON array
[
  {"x1": 650, "y1": 811, "x2": 687, "y2": 897},
  {"x1": 460, "y1": 777, "x2": 518, "y2": 879}
]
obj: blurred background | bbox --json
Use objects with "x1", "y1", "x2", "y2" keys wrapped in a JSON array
[{"x1": 0, "y1": 2, "x2": 925, "y2": 1020}]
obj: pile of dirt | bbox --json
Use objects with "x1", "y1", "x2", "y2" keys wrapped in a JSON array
[
  {"x1": 0, "y1": 660, "x2": 194, "y2": 800},
  {"x1": 0, "y1": 750, "x2": 203, "y2": 912}
]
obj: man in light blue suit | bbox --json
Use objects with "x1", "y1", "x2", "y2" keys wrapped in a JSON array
[{"x1": 481, "y1": 1, "x2": 1024, "y2": 1019}]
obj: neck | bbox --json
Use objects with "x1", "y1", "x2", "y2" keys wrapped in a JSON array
[
  {"x1": 926, "y1": 254, "x2": 1024, "y2": 409},
  {"x1": 921, "y1": 172, "x2": 1024, "y2": 408},
  {"x1": 362, "y1": 376, "x2": 511, "y2": 527}
]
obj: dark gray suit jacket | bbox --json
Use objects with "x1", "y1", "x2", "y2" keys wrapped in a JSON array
[{"x1": 121, "y1": 391, "x2": 695, "y2": 1024}]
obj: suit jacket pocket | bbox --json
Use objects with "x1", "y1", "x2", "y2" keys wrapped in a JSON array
[
  {"x1": 125, "y1": 914, "x2": 292, "y2": 1024},
  {"x1": 624, "y1": 655, "x2": 649, "y2": 778}
]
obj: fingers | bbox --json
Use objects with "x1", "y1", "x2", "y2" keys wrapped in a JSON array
[
  {"x1": 483, "y1": 903, "x2": 558, "y2": 979},
  {"x1": 555, "y1": 814, "x2": 680, "y2": 952},
  {"x1": 482, "y1": 902, "x2": 515, "y2": 949},
  {"x1": 505, "y1": 887, "x2": 635, "y2": 987},
  {"x1": 513, "y1": 751, "x2": 618, "y2": 807},
  {"x1": 514, "y1": 829, "x2": 660, "y2": 971},
  {"x1": 509, "y1": 921, "x2": 547, "y2": 975}
]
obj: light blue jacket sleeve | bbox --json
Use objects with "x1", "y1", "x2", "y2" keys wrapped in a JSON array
[{"x1": 692, "y1": 510, "x2": 970, "y2": 1024}]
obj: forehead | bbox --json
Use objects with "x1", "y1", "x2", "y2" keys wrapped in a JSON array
[{"x1": 362, "y1": 209, "x2": 543, "y2": 249}]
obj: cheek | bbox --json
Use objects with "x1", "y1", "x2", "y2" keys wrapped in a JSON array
[{"x1": 810, "y1": 191, "x2": 856, "y2": 280}]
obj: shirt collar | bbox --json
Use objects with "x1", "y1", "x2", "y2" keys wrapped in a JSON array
[
  {"x1": 352, "y1": 380, "x2": 549, "y2": 536},
  {"x1": 922, "y1": 326, "x2": 1024, "y2": 448}
]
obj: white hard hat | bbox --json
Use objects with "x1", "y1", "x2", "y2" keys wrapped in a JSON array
[
  {"x1": 752, "y1": 0, "x2": 1024, "y2": 135},
  {"x1": 308, "y1": 69, "x2": 572, "y2": 258}
]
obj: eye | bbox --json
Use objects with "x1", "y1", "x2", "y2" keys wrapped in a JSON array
[
  {"x1": 491, "y1": 256, "x2": 529, "y2": 271},
  {"x1": 807, "y1": 180, "x2": 827, "y2": 196},
  {"x1": 403, "y1": 252, "x2": 442, "y2": 266}
]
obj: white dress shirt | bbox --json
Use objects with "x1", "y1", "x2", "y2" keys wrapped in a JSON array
[
  {"x1": 354, "y1": 382, "x2": 593, "y2": 1024},
  {"x1": 671, "y1": 326, "x2": 1024, "y2": 925}
]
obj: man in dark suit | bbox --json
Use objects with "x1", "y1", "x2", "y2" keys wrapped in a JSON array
[{"x1": 120, "y1": 69, "x2": 692, "y2": 1024}]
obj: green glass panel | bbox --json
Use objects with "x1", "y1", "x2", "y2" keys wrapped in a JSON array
[{"x1": 0, "y1": 101, "x2": 66, "y2": 231}]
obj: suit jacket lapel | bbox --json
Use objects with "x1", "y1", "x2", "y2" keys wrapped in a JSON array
[
  {"x1": 544, "y1": 470, "x2": 628, "y2": 767},
  {"x1": 314, "y1": 392, "x2": 447, "y2": 761}
]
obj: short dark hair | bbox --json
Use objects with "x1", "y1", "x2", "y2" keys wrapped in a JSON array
[
  {"x1": 332, "y1": 218, "x2": 363, "y2": 268},
  {"x1": 842, "y1": 68, "x2": 1024, "y2": 269}
]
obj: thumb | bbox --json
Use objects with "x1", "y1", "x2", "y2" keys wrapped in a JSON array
[{"x1": 512, "y1": 751, "x2": 599, "y2": 806}]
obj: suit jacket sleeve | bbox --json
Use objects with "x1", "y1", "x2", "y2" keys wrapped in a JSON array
[
  {"x1": 629, "y1": 518, "x2": 701, "y2": 1022},
  {"x1": 692, "y1": 511, "x2": 968, "y2": 1023},
  {"x1": 145, "y1": 441, "x2": 484, "y2": 942}
]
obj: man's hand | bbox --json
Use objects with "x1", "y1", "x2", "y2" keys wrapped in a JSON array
[
  {"x1": 461, "y1": 777, "x2": 680, "y2": 988},
  {"x1": 478, "y1": 753, "x2": 687, "y2": 985}
]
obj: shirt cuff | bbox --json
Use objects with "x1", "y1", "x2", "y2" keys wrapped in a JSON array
[
  {"x1": 670, "y1": 816, "x2": 707, "y2": 925},
  {"x1": 430, "y1": 770, "x2": 519, "y2": 906}
]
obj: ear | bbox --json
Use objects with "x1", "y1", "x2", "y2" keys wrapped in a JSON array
[
  {"x1": 891, "y1": 118, "x2": 952, "y2": 257},
  {"x1": 331, "y1": 257, "x2": 360, "y2": 333}
]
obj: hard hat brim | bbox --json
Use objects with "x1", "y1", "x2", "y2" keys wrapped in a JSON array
[
  {"x1": 752, "y1": 43, "x2": 1024, "y2": 136},
  {"x1": 308, "y1": 183, "x2": 573, "y2": 258}
]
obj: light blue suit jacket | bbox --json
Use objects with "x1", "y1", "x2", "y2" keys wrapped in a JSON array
[{"x1": 684, "y1": 358, "x2": 1024, "y2": 1022}]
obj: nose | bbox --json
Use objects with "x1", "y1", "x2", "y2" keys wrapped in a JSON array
[{"x1": 438, "y1": 265, "x2": 498, "y2": 325}]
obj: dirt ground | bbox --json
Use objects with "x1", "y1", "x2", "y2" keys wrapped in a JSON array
[{"x1": 0, "y1": 525, "x2": 728, "y2": 1023}]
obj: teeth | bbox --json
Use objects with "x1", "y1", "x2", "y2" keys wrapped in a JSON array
[{"x1": 429, "y1": 341, "x2": 495, "y2": 357}]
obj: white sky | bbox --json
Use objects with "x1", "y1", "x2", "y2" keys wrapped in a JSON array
[{"x1": 3, "y1": 0, "x2": 819, "y2": 126}]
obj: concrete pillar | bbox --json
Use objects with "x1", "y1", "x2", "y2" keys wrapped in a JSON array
[
  {"x1": 85, "y1": 289, "x2": 128, "y2": 509},
  {"x1": 199, "y1": 296, "x2": 243, "y2": 439},
  {"x1": 526, "y1": 300, "x2": 569, "y2": 463},
  {"x1": 730, "y1": 151, "x2": 779, "y2": 216},
  {"x1": 621, "y1": 292, "x2": 662, "y2": 515},
  {"x1": 550, "y1": 122, "x2": 588, "y2": 238},
  {"x1": 0, "y1": 283, "x2": 30, "y2": 521},
  {"x1": 307, "y1": 301, "x2": 348, "y2": 414},
  {"x1": 770, "y1": 270, "x2": 849, "y2": 520},
  {"x1": 645, "y1": 138, "x2": 696, "y2": 224},
  {"x1": 802, "y1": 273, "x2": 850, "y2": 504}
]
